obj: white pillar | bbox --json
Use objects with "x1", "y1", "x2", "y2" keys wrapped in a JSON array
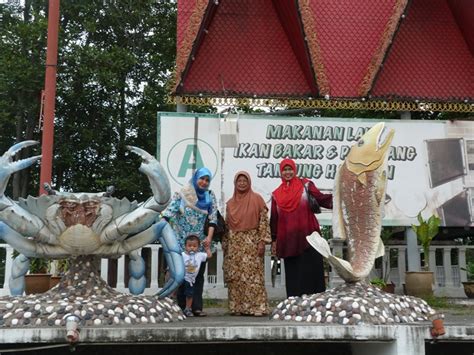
[
  {"x1": 382, "y1": 248, "x2": 390, "y2": 282},
  {"x1": 150, "y1": 245, "x2": 160, "y2": 291},
  {"x1": 264, "y1": 246, "x2": 272, "y2": 287},
  {"x1": 405, "y1": 228, "x2": 421, "y2": 272},
  {"x1": 400, "y1": 111, "x2": 412, "y2": 120},
  {"x1": 443, "y1": 247, "x2": 454, "y2": 287},
  {"x1": 177, "y1": 103, "x2": 187, "y2": 113},
  {"x1": 428, "y1": 248, "x2": 436, "y2": 272},
  {"x1": 216, "y1": 244, "x2": 224, "y2": 286},
  {"x1": 203, "y1": 259, "x2": 209, "y2": 288},
  {"x1": 459, "y1": 246, "x2": 467, "y2": 282},
  {"x1": 116, "y1": 255, "x2": 126, "y2": 292},
  {"x1": 100, "y1": 258, "x2": 108, "y2": 281},
  {"x1": 397, "y1": 246, "x2": 407, "y2": 293},
  {"x1": 329, "y1": 238, "x2": 345, "y2": 287},
  {"x1": 280, "y1": 259, "x2": 286, "y2": 287},
  {"x1": 3, "y1": 246, "x2": 14, "y2": 292}
]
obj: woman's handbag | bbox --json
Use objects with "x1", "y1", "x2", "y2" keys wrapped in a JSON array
[
  {"x1": 304, "y1": 183, "x2": 321, "y2": 214},
  {"x1": 204, "y1": 210, "x2": 228, "y2": 242}
]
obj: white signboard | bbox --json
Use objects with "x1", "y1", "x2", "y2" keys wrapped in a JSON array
[{"x1": 159, "y1": 113, "x2": 474, "y2": 227}]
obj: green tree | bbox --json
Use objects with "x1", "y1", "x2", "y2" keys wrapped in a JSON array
[
  {"x1": 1, "y1": 1, "x2": 177, "y2": 201},
  {"x1": 53, "y1": 0, "x2": 177, "y2": 200},
  {"x1": 0, "y1": 1, "x2": 47, "y2": 198}
]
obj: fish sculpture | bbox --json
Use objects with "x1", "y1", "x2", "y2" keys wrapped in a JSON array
[{"x1": 307, "y1": 122, "x2": 394, "y2": 282}]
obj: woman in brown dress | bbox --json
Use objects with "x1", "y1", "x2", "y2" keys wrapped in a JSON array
[{"x1": 223, "y1": 171, "x2": 271, "y2": 316}]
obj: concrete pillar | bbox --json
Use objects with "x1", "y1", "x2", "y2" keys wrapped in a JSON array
[
  {"x1": 400, "y1": 111, "x2": 412, "y2": 120},
  {"x1": 351, "y1": 325, "x2": 425, "y2": 355},
  {"x1": 459, "y1": 246, "x2": 467, "y2": 282},
  {"x1": 150, "y1": 244, "x2": 160, "y2": 290},
  {"x1": 203, "y1": 259, "x2": 209, "y2": 288},
  {"x1": 3, "y1": 246, "x2": 13, "y2": 292},
  {"x1": 397, "y1": 246, "x2": 407, "y2": 293},
  {"x1": 216, "y1": 244, "x2": 224, "y2": 287},
  {"x1": 117, "y1": 255, "x2": 126, "y2": 292},
  {"x1": 264, "y1": 246, "x2": 272, "y2": 287},
  {"x1": 382, "y1": 248, "x2": 390, "y2": 283},
  {"x1": 100, "y1": 258, "x2": 108, "y2": 281},
  {"x1": 428, "y1": 248, "x2": 436, "y2": 272},
  {"x1": 280, "y1": 259, "x2": 286, "y2": 287},
  {"x1": 405, "y1": 228, "x2": 421, "y2": 271},
  {"x1": 177, "y1": 103, "x2": 188, "y2": 113},
  {"x1": 329, "y1": 239, "x2": 345, "y2": 287},
  {"x1": 443, "y1": 247, "x2": 453, "y2": 287},
  {"x1": 429, "y1": 248, "x2": 437, "y2": 288}
]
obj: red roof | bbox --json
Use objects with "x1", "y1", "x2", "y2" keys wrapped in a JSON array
[{"x1": 174, "y1": 0, "x2": 474, "y2": 109}]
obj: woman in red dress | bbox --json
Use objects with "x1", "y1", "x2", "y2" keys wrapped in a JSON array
[{"x1": 270, "y1": 158, "x2": 332, "y2": 297}]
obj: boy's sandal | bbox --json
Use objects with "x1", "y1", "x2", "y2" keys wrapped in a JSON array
[{"x1": 183, "y1": 309, "x2": 194, "y2": 317}]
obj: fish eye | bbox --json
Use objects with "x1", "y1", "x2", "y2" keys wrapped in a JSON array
[{"x1": 357, "y1": 139, "x2": 364, "y2": 146}]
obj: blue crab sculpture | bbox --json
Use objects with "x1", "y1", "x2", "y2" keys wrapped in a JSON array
[{"x1": 0, "y1": 141, "x2": 184, "y2": 298}]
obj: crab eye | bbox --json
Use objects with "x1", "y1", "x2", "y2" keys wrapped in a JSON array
[{"x1": 358, "y1": 139, "x2": 364, "y2": 146}]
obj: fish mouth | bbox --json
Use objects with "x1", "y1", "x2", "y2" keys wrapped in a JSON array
[{"x1": 375, "y1": 123, "x2": 395, "y2": 153}]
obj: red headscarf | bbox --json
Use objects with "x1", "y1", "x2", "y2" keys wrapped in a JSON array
[
  {"x1": 226, "y1": 171, "x2": 267, "y2": 232},
  {"x1": 272, "y1": 158, "x2": 305, "y2": 212}
]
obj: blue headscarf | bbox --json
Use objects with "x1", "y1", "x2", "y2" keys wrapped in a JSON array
[{"x1": 192, "y1": 167, "x2": 212, "y2": 211}]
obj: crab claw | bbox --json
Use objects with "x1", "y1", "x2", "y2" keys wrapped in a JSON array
[
  {"x1": 127, "y1": 146, "x2": 171, "y2": 211},
  {"x1": 0, "y1": 141, "x2": 41, "y2": 197}
]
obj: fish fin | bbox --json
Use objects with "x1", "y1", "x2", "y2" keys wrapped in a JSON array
[
  {"x1": 306, "y1": 232, "x2": 332, "y2": 258},
  {"x1": 331, "y1": 165, "x2": 347, "y2": 241},
  {"x1": 375, "y1": 238, "x2": 385, "y2": 258},
  {"x1": 357, "y1": 172, "x2": 367, "y2": 186}
]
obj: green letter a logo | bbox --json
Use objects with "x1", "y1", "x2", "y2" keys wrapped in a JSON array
[{"x1": 178, "y1": 144, "x2": 204, "y2": 177}]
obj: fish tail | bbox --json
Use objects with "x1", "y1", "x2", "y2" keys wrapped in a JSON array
[
  {"x1": 307, "y1": 232, "x2": 361, "y2": 282},
  {"x1": 306, "y1": 231, "x2": 331, "y2": 258},
  {"x1": 327, "y1": 256, "x2": 361, "y2": 282}
]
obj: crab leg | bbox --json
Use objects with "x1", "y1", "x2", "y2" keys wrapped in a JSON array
[
  {"x1": 9, "y1": 254, "x2": 30, "y2": 296},
  {"x1": 128, "y1": 249, "x2": 146, "y2": 295},
  {"x1": 156, "y1": 222, "x2": 184, "y2": 298},
  {"x1": 0, "y1": 222, "x2": 39, "y2": 258},
  {"x1": 0, "y1": 222, "x2": 68, "y2": 258},
  {"x1": 100, "y1": 220, "x2": 183, "y2": 296},
  {"x1": 127, "y1": 146, "x2": 171, "y2": 212}
]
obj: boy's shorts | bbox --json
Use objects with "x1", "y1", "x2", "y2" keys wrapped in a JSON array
[{"x1": 183, "y1": 280, "x2": 194, "y2": 297}]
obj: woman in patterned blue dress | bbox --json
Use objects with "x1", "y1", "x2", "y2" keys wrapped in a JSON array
[{"x1": 162, "y1": 167, "x2": 217, "y2": 316}]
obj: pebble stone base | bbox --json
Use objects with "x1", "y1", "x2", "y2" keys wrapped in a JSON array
[
  {"x1": 0, "y1": 256, "x2": 184, "y2": 328},
  {"x1": 271, "y1": 282, "x2": 442, "y2": 325}
]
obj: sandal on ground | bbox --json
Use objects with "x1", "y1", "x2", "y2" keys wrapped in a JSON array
[
  {"x1": 183, "y1": 308, "x2": 194, "y2": 317},
  {"x1": 193, "y1": 310, "x2": 207, "y2": 317}
]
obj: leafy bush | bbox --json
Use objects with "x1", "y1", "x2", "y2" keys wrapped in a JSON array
[
  {"x1": 461, "y1": 261, "x2": 474, "y2": 282},
  {"x1": 370, "y1": 277, "x2": 387, "y2": 289},
  {"x1": 412, "y1": 213, "x2": 441, "y2": 269}
]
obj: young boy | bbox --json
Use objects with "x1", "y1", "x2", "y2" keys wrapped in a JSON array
[{"x1": 180, "y1": 234, "x2": 212, "y2": 317}]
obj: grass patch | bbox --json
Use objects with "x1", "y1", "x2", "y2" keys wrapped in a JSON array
[
  {"x1": 422, "y1": 296, "x2": 450, "y2": 308},
  {"x1": 420, "y1": 296, "x2": 474, "y2": 315},
  {"x1": 202, "y1": 299, "x2": 228, "y2": 308}
]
